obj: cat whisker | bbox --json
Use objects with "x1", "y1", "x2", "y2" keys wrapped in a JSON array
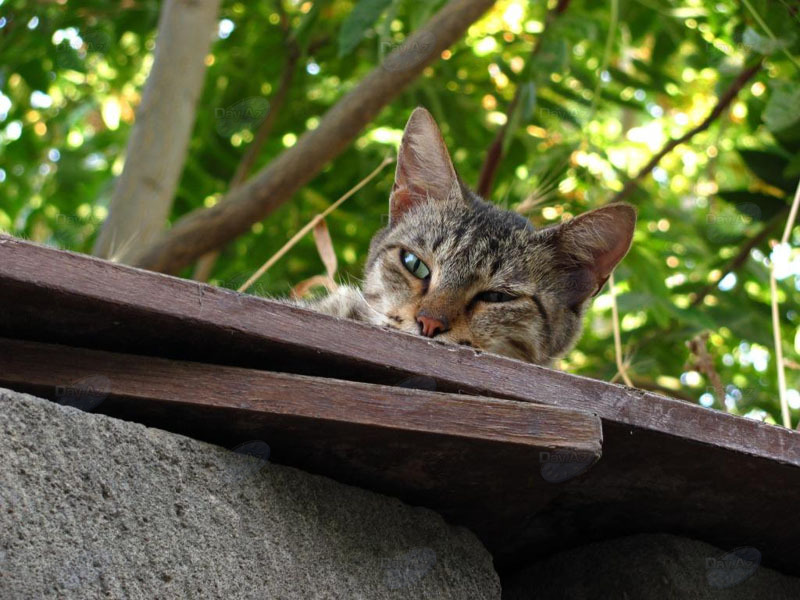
[
  {"x1": 516, "y1": 178, "x2": 560, "y2": 212},
  {"x1": 528, "y1": 176, "x2": 561, "y2": 202},
  {"x1": 530, "y1": 176, "x2": 559, "y2": 200},
  {"x1": 517, "y1": 187, "x2": 559, "y2": 214}
]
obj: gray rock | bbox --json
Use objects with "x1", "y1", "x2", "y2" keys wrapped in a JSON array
[
  {"x1": 502, "y1": 533, "x2": 800, "y2": 600},
  {"x1": 0, "y1": 388, "x2": 500, "y2": 600}
]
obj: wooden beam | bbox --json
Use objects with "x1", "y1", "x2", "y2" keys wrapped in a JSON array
[
  {"x1": 1, "y1": 235, "x2": 796, "y2": 465},
  {"x1": 2, "y1": 235, "x2": 800, "y2": 574},
  {"x1": 0, "y1": 338, "x2": 601, "y2": 453},
  {"x1": 0, "y1": 337, "x2": 601, "y2": 555}
]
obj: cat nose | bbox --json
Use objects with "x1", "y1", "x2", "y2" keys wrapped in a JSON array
[{"x1": 416, "y1": 312, "x2": 450, "y2": 338}]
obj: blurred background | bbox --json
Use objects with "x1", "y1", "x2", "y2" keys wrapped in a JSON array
[{"x1": 1, "y1": 0, "x2": 799, "y2": 425}]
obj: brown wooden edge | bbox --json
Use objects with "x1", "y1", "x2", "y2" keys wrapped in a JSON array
[
  {"x1": 1, "y1": 235, "x2": 797, "y2": 467},
  {"x1": 0, "y1": 337, "x2": 602, "y2": 456}
]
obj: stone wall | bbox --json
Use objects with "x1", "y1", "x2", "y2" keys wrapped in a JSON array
[
  {"x1": 4, "y1": 386, "x2": 799, "y2": 600},
  {"x1": 0, "y1": 388, "x2": 500, "y2": 599},
  {"x1": 503, "y1": 533, "x2": 800, "y2": 600}
]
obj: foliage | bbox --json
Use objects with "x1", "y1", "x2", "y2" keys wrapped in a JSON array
[{"x1": 1, "y1": 0, "x2": 799, "y2": 424}]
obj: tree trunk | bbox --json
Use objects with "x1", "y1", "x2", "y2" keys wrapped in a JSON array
[
  {"x1": 93, "y1": 0, "x2": 222, "y2": 262},
  {"x1": 134, "y1": 0, "x2": 498, "y2": 274}
]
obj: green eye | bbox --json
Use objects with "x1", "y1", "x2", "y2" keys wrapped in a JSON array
[
  {"x1": 401, "y1": 249, "x2": 431, "y2": 279},
  {"x1": 476, "y1": 290, "x2": 517, "y2": 303}
]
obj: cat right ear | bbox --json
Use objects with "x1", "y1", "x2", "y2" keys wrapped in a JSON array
[
  {"x1": 390, "y1": 107, "x2": 461, "y2": 226},
  {"x1": 554, "y1": 203, "x2": 636, "y2": 303}
]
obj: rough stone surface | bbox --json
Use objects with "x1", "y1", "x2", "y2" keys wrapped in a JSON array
[
  {"x1": 502, "y1": 533, "x2": 800, "y2": 600},
  {"x1": 0, "y1": 388, "x2": 500, "y2": 600}
]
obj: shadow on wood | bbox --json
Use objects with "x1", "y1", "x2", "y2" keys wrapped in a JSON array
[{"x1": 1, "y1": 234, "x2": 799, "y2": 575}]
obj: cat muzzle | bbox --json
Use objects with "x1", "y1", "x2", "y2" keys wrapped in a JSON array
[{"x1": 416, "y1": 312, "x2": 450, "y2": 338}]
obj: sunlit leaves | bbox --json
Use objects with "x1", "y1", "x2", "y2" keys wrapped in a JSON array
[
  {"x1": 763, "y1": 80, "x2": 800, "y2": 134},
  {"x1": 1, "y1": 0, "x2": 799, "y2": 424},
  {"x1": 338, "y1": 0, "x2": 393, "y2": 56},
  {"x1": 742, "y1": 27, "x2": 795, "y2": 56}
]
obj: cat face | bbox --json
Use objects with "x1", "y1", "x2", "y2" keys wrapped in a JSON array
[{"x1": 362, "y1": 108, "x2": 636, "y2": 366}]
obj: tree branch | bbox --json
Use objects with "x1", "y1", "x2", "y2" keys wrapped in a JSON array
[
  {"x1": 690, "y1": 209, "x2": 785, "y2": 307},
  {"x1": 192, "y1": 9, "x2": 310, "y2": 282},
  {"x1": 611, "y1": 58, "x2": 763, "y2": 203},
  {"x1": 134, "y1": 0, "x2": 498, "y2": 274},
  {"x1": 687, "y1": 332, "x2": 728, "y2": 412},
  {"x1": 227, "y1": 4, "x2": 332, "y2": 189},
  {"x1": 476, "y1": 0, "x2": 570, "y2": 197},
  {"x1": 93, "y1": 0, "x2": 222, "y2": 261},
  {"x1": 228, "y1": 35, "x2": 330, "y2": 187}
]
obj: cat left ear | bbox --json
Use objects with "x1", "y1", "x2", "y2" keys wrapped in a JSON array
[
  {"x1": 390, "y1": 107, "x2": 461, "y2": 226},
  {"x1": 555, "y1": 203, "x2": 636, "y2": 302}
]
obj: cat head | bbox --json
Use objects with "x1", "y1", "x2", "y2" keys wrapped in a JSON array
[{"x1": 363, "y1": 107, "x2": 636, "y2": 365}]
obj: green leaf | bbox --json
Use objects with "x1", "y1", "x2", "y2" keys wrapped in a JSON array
[
  {"x1": 616, "y1": 292, "x2": 658, "y2": 313},
  {"x1": 338, "y1": 0, "x2": 393, "y2": 57},
  {"x1": 716, "y1": 190, "x2": 787, "y2": 221},
  {"x1": 785, "y1": 153, "x2": 800, "y2": 178},
  {"x1": 737, "y1": 149, "x2": 795, "y2": 194},
  {"x1": 547, "y1": 81, "x2": 593, "y2": 107},
  {"x1": 53, "y1": 42, "x2": 86, "y2": 72},
  {"x1": 606, "y1": 66, "x2": 654, "y2": 91},
  {"x1": 632, "y1": 58, "x2": 679, "y2": 87},
  {"x1": 503, "y1": 82, "x2": 536, "y2": 154},
  {"x1": 651, "y1": 30, "x2": 678, "y2": 68},
  {"x1": 18, "y1": 59, "x2": 52, "y2": 89},
  {"x1": 742, "y1": 27, "x2": 795, "y2": 55},
  {"x1": 520, "y1": 81, "x2": 537, "y2": 121},
  {"x1": 535, "y1": 96, "x2": 581, "y2": 128},
  {"x1": 764, "y1": 80, "x2": 800, "y2": 134},
  {"x1": 533, "y1": 37, "x2": 569, "y2": 79}
]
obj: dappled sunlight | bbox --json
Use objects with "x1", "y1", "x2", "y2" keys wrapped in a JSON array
[{"x1": 1, "y1": 0, "x2": 798, "y2": 425}]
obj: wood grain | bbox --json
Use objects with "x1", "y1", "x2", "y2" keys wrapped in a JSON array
[
  {"x1": 1, "y1": 235, "x2": 796, "y2": 465},
  {"x1": 2, "y1": 235, "x2": 800, "y2": 574},
  {"x1": 0, "y1": 337, "x2": 601, "y2": 452},
  {"x1": 0, "y1": 337, "x2": 601, "y2": 561}
]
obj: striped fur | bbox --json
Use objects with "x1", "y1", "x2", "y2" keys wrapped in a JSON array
[{"x1": 302, "y1": 108, "x2": 636, "y2": 366}]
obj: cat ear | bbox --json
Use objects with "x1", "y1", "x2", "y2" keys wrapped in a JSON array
[
  {"x1": 555, "y1": 203, "x2": 636, "y2": 302},
  {"x1": 390, "y1": 107, "x2": 460, "y2": 225}
]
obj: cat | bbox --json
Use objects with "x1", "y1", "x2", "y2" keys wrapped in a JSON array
[{"x1": 299, "y1": 107, "x2": 636, "y2": 366}]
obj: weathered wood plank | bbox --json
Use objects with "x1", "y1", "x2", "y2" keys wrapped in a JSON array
[
  {"x1": 0, "y1": 234, "x2": 796, "y2": 465},
  {"x1": 0, "y1": 337, "x2": 601, "y2": 452},
  {"x1": 2, "y1": 235, "x2": 800, "y2": 575},
  {"x1": 0, "y1": 337, "x2": 602, "y2": 554}
]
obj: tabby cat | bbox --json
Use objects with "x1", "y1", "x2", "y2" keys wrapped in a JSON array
[{"x1": 301, "y1": 107, "x2": 636, "y2": 366}]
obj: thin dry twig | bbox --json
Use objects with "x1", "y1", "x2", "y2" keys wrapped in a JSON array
[
  {"x1": 687, "y1": 332, "x2": 727, "y2": 412},
  {"x1": 690, "y1": 209, "x2": 786, "y2": 307},
  {"x1": 476, "y1": 0, "x2": 571, "y2": 197},
  {"x1": 609, "y1": 273, "x2": 634, "y2": 387},
  {"x1": 611, "y1": 59, "x2": 763, "y2": 203},
  {"x1": 769, "y1": 178, "x2": 800, "y2": 428},
  {"x1": 237, "y1": 156, "x2": 394, "y2": 293}
]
